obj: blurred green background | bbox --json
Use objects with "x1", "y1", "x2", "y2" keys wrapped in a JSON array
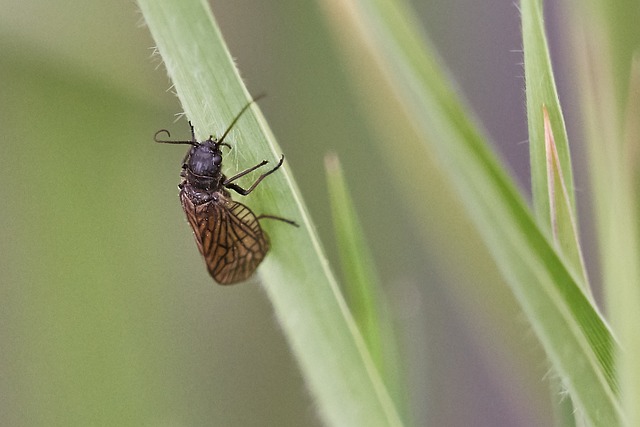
[{"x1": 0, "y1": 1, "x2": 574, "y2": 426}]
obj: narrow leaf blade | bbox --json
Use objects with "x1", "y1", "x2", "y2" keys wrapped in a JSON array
[
  {"x1": 543, "y1": 106, "x2": 589, "y2": 289},
  {"x1": 318, "y1": 0, "x2": 623, "y2": 424},
  {"x1": 137, "y1": 1, "x2": 404, "y2": 426},
  {"x1": 325, "y1": 153, "x2": 404, "y2": 412}
]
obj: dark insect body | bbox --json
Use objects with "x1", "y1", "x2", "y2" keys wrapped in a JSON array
[{"x1": 155, "y1": 98, "x2": 298, "y2": 285}]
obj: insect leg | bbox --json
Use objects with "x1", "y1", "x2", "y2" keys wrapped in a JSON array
[
  {"x1": 188, "y1": 121, "x2": 197, "y2": 142},
  {"x1": 223, "y1": 160, "x2": 269, "y2": 184},
  {"x1": 223, "y1": 155, "x2": 285, "y2": 196},
  {"x1": 256, "y1": 214, "x2": 299, "y2": 227}
]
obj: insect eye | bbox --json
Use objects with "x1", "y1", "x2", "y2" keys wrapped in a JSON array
[{"x1": 213, "y1": 154, "x2": 222, "y2": 165}]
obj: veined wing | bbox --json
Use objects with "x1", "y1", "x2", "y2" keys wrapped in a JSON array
[{"x1": 181, "y1": 192, "x2": 270, "y2": 285}]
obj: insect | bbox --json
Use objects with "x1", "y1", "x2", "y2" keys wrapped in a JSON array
[{"x1": 155, "y1": 98, "x2": 298, "y2": 285}]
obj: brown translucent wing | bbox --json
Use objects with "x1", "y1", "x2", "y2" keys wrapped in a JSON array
[{"x1": 180, "y1": 192, "x2": 270, "y2": 285}]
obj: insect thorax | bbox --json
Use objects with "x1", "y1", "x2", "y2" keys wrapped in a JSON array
[
  {"x1": 179, "y1": 180, "x2": 230, "y2": 206},
  {"x1": 181, "y1": 167, "x2": 224, "y2": 190}
]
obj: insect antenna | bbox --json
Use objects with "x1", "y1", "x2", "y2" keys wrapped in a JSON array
[
  {"x1": 218, "y1": 93, "x2": 267, "y2": 145},
  {"x1": 154, "y1": 130, "x2": 199, "y2": 146}
]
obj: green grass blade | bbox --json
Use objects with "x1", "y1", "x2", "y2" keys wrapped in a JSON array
[
  {"x1": 318, "y1": 0, "x2": 623, "y2": 424},
  {"x1": 542, "y1": 106, "x2": 581, "y2": 426},
  {"x1": 522, "y1": 1, "x2": 575, "y2": 225},
  {"x1": 522, "y1": 0, "x2": 589, "y2": 291},
  {"x1": 325, "y1": 153, "x2": 405, "y2": 414},
  {"x1": 522, "y1": 3, "x2": 590, "y2": 421},
  {"x1": 136, "y1": 1, "x2": 404, "y2": 426},
  {"x1": 542, "y1": 107, "x2": 588, "y2": 289},
  {"x1": 618, "y1": 56, "x2": 640, "y2": 427},
  {"x1": 570, "y1": 6, "x2": 640, "y2": 424}
]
